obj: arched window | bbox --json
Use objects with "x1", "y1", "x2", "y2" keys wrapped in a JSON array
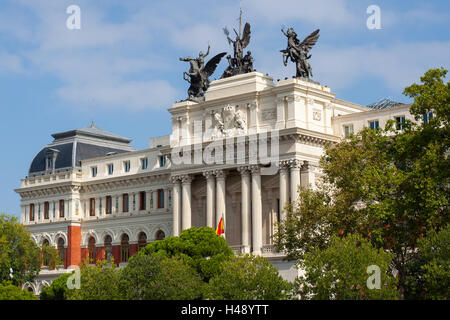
[
  {"x1": 57, "y1": 238, "x2": 65, "y2": 265},
  {"x1": 138, "y1": 232, "x2": 147, "y2": 251},
  {"x1": 88, "y1": 237, "x2": 96, "y2": 264},
  {"x1": 104, "y1": 235, "x2": 112, "y2": 263},
  {"x1": 155, "y1": 230, "x2": 165, "y2": 241},
  {"x1": 121, "y1": 234, "x2": 129, "y2": 263},
  {"x1": 42, "y1": 239, "x2": 50, "y2": 266}
]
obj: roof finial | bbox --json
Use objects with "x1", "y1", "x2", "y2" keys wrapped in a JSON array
[{"x1": 89, "y1": 120, "x2": 95, "y2": 128}]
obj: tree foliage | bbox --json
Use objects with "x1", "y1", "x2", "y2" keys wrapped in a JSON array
[
  {"x1": 207, "y1": 254, "x2": 292, "y2": 300},
  {"x1": 0, "y1": 214, "x2": 41, "y2": 285},
  {"x1": 0, "y1": 281, "x2": 37, "y2": 300},
  {"x1": 120, "y1": 254, "x2": 204, "y2": 300},
  {"x1": 275, "y1": 68, "x2": 449, "y2": 299},
  {"x1": 39, "y1": 272, "x2": 72, "y2": 300},
  {"x1": 405, "y1": 224, "x2": 450, "y2": 300},
  {"x1": 139, "y1": 227, "x2": 233, "y2": 282},
  {"x1": 66, "y1": 260, "x2": 121, "y2": 300},
  {"x1": 295, "y1": 234, "x2": 398, "y2": 300},
  {"x1": 40, "y1": 243, "x2": 61, "y2": 270}
]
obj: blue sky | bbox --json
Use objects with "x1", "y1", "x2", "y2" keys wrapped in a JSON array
[{"x1": 1, "y1": 0, "x2": 449, "y2": 217}]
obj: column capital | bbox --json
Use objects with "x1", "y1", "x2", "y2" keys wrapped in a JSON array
[
  {"x1": 180, "y1": 174, "x2": 193, "y2": 184},
  {"x1": 203, "y1": 170, "x2": 215, "y2": 179},
  {"x1": 249, "y1": 165, "x2": 260, "y2": 174},
  {"x1": 287, "y1": 159, "x2": 303, "y2": 169},
  {"x1": 170, "y1": 176, "x2": 182, "y2": 184},
  {"x1": 214, "y1": 169, "x2": 227, "y2": 179},
  {"x1": 237, "y1": 166, "x2": 251, "y2": 176},
  {"x1": 279, "y1": 160, "x2": 290, "y2": 170}
]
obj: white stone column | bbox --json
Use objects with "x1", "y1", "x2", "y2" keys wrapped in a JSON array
[
  {"x1": 172, "y1": 177, "x2": 181, "y2": 236},
  {"x1": 251, "y1": 165, "x2": 263, "y2": 255},
  {"x1": 181, "y1": 175, "x2": 193, "y2": 230},
  {"x1": 301, "y1": 161, "x2": 317, "y2": 190},
  {"x1": 279, "y1": 161, "x2": 289, "y2": 221},
  {"x1": 289, "y1": 159, "x2": 302, "y2": 204},
  {"x1": 215, "y1": 170, "x2": 226, "y2": 234},
  {"x1": 238, "y1": 166, "x2": 251, "y2": 253},
  {"x1": 203, "y1": 171, "x2": 215, "y2": 228}
]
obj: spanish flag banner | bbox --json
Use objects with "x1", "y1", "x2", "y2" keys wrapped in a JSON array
[{"x1": 216, "y1": 216, "x2": 224, "y2": 236}]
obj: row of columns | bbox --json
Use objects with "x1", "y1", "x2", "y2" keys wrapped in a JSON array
[{"x1": 171, "y1": 159, "x2": 315, "y2": 255}]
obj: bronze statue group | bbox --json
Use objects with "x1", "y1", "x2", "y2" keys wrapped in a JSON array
[{"x1": 180, "y1": 19, "x2": 320, "y2": 101}]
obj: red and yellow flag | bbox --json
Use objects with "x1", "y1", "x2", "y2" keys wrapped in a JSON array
[{"x1": 216, "y1": 216, "x2": 224, "y2": 236}]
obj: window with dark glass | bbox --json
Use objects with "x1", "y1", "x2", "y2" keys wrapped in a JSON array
[
  {"x1": 139, "y1": 192, "x2": 146, "y2": 211},
  {"x1": 57, "y1": 238, "x2": 65, "y2": 265},
  {"x1": 157, "y1": 189, "x2": 164, "y2": 209},
  {"x1": 106, "y1": 196, "x2": 112, "y2": 214},
  {"x1": 343, "y1": 125, "x2": 353, "y2": 137},
  {"x1": 42, "y1": 239, "x2": 50, "y2": 266},
  {"x1": 122, "y1": 193, "x2": 129, "y2": 213},
  {"x1": 395, "y1": 116, "x2": 406, "y2": 130},
  {"x1": 121, "y1": 234, "x2": 129, "y2": 263},
  {"x1": 369, "y1": 120, "x2": 379, "y2": 130},
  {"x1": 159, "y1": 155, "x2": 166, "y2": 167},
  {"x1": 59, "y1": 200, "x2": 65, "y2": 218},
  {"x1": 44, "y1": 202, "x2": 49, "y2": 219},
  {"x1": 108, "y1": 164, "x2": 114, "y2": 175},
  {"x1": 89, "y1": 198, "x2": 95, "y2": 216},
  {"x1": 423, "y1": 112, "x2": 433, "y2": 123},
  {"x1": 91, "y1": 166, "x2": 97, "y2": 177},
  {"x1": 155, "y1": 230, "x2": 165, "y2": 241},
  {"x1": 88, "y1": 237, "x2": 96, "y2": 264},
  {"x1": 29, "y1": 204, "x2": 35, "y2": 221},
  {"x1": 124, "y1": 161, "x2": 131, "y2": 173},
  {"x1": 141, "y1": 158, "x2": 148, "y2": 170},
  {"x1": 104, "y1": 235, "x2": 112, "y2": 263},
  {"x1": 138, "y1": 232, "x2": 147, "y2": 251}
]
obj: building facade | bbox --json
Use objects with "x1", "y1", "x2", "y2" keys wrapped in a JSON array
[{"x1": 16, "y1": 72, "x2": 417, "y2": 295}]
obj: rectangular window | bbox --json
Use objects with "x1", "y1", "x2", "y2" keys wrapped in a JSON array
[
  {"x1": 59, "y1": 200, "x2": 65, "y2": 218},
  {"x1": 89, "y1": 198, "x2": 96, "y2": 216},
  {"x1": 423, "y1": 112, "x2": 433, "y2": 123},
  {"x1": 139, "y1": 191, "x2": 146, "y2": 211},
  {"x1": 91, "y1": 166, "x2": 97, "y2": 178},
  {"x1": 122, "y1": 194, "x2": 129, "y2": 213},
  {"x1": 121, "y1": 245, "x2": 129, "y2": 263},
  {"x1": 343, "y1": 125, "x2": 354, "y2": 137},
  {"x1": 141, "y1": 158, "x2": 148, "y2": 170},
  {"x1": 107, "y1": 164, "x2": 114, "y2": 175},
  {"x1": 44, "y1": 202, "x2": 49, "y2": 219},
  {"x1": 29, "y1": 203, "x2": 35, "y2": 221},
  {"x1": 157, "y1": 189, "x2": 164, "y2": 209},
  {"x1": 395, "y1": 116, "x2": 406, "y2": 130},
  {"x1": 369, "y1": 120, "x2": 379, "y2": 130},
  {"x1": 159, "y1": 155, "x2": 166, "y2": 168},
  {"x1": 106, "y1": 196, "x2": 112, "y2": 214},
  {"x1": 123, "y1": 161, "x2": 131, "y2": 173}
]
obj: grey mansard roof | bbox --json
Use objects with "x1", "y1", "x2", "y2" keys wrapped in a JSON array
[{"x1": 28, "y1": 123, "x2": 134, "y2": 177}]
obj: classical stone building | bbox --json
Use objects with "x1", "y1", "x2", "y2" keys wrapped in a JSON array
[{"x1": 16, "y1": 72, "x2": 420, "y2": 295}]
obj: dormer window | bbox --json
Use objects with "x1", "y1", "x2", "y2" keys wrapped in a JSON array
[
  {"x1": 107, "y1": 164, "x2": 114, "y2": 175},
  {"x1": 45, "y1": 148, "x2": 59, "y2": 173},
  {"x1": 159, "y1": 155, "x2": 166, "y2": 168},
  {"x1": 124, "y1": 161, "x2": 131, "y2": 173},
  {"x1": 141, "y1": 158, "x2": 148, "y2": 170},
  {"x1": 91, "y1": 166, "x2": 97, "y2": 177}
]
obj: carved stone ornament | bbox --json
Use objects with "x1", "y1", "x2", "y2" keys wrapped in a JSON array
[{"x1": 211, "y1": 105, "x2": 247, "y2": 139}]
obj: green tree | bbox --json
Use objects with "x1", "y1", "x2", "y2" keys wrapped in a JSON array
[
  {"x1": 0, "y1": 214, "x2": 41, "y2": 285},
  {"x1": 405, "y1": 224, "x2": 449, "y2": 300},
  {"x1": 207, "y1": 254, "x2": 292, "y2": 300},
  {"x1": 39, "y1": 272, "x2": 72, "y2": 300},
  {"x1": 295, "y1": 234, "x2": 398, "y2": 300},
  {"x1": 120, "y1": 254, "x2": 204, "y2": 300},
  {"x1": 0, "y1": 281, "x2": 37, "y2": 300},
  {"x1": 67, "y1": 260, "x2": 121, "y2": 300},
  {"x1": 139, "y1": 227, "x2": 233, "y2": 282},
  {"x1": 40, "y1": 243, "x2": 61, "y2": 270},
  {"x1": 275, "y1": 68, "x2": 449, "y2": 299}
]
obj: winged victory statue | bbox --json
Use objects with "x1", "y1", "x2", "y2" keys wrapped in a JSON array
[
  {"x1": 221, "y1": 19, "x2": 254, "y2": 78},
  {"x1": 281, "y1": 27, "x2": 320, "y2": 78},
  {"x1": 180, "y1": 44, "x2": 226, "y2": 101}
]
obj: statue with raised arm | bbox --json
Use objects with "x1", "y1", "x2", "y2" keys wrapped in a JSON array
[
  {"x1": 281, "y1": 27, "x2": 320, "y2": 78},
  {"x1": 221, "y1": 20, "x2": 254, "y2": 78},
  {"x1": 180, "y1": 45, "x2": 226, "y2": 101}
]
